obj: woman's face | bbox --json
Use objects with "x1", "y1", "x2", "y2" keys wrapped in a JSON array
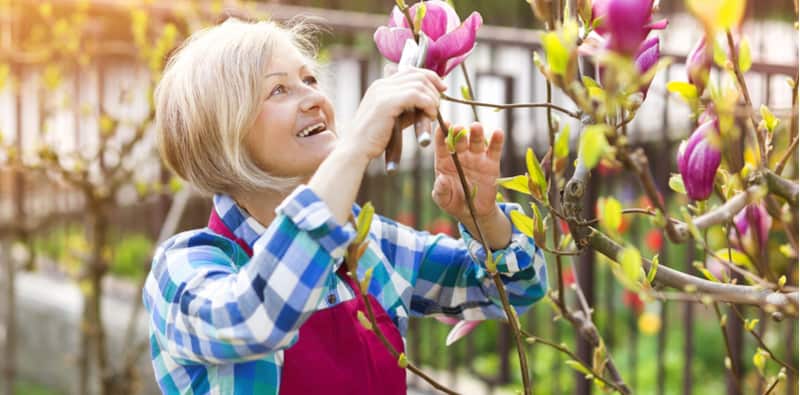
[{"x1": 245, "y1": 39, "x2": 337, "y2": 180}]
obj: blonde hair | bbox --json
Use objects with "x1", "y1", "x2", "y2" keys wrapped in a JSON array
[{"x1": 155, "y1": 17, "x2": 321, "y2": 196}]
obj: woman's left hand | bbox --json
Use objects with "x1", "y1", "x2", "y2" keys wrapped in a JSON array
[{"x1": 431, "y1": 122, "x2": 505, "y2": 223}]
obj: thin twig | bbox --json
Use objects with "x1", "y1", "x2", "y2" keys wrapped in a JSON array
[
  {"x1": 726, "y1": 29, "x2": 766, "y2": 167},
  {"x1": 712, "y1": 302, "x2": 744, "y2": 394},
  {"x1": 729, "y1": 305, "x2": 798, "y2": 374},
  {"x1": 441, "y1": 93, "x2": 581, "y2": 119},
  {"x1": 448, "y1": 64, "x2": 533, "y2": 394},
  {"x1": 442, "y1": 116, "x2": 533, "y2": 395},
  {"x1": 761, "y1": 373, "x2": 781, "y2": 395},
  {"x1": 620, "y1": 148, "x2": 682, "y2": 242},
  {"x1": 583, "y1": 208, "x2": 657, "y2": 225},
  {"x1": 519, "y1": 329, "x2": 626, "y2": 394},
  {"x1": 775, "y1": 135, "x2": 798, "y2": 177},
  {"x1": 346, "y1": 252, "x2": 460, "y2": 395}
]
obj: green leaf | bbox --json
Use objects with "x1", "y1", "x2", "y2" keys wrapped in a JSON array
[
  {"x1": 714, "y1": 248, "x2": 754, "y2": 269},
  {"x1": 578, "y1": 124, "x2": 610, "y2": 169},
  {"x1": 168, "y1": 177, "x2": 183, "y2": 193},
  {"x1": 618, "y1": 246, "x2": 643, "y2": 285},
  {"x1": 666, "y1": 81, "x2": 698, "y2": 103},
  {"x1": 760, "y1": 104, "x2": 779, "y2": 132},
  {"x1": 600, "y1": 197, "x2": 622, "y2": 234},
  {"x1": 555, "y1": 124, "x2": 570, "y2": 159},
  {"x1": 460, "y1": 85, "x2": 472, "y2": 100},
  {"x1": 745, "y1": 318, "x2": 759, "y2": 331},
  {"x1": 496, "y1": 175, "x2": 531, "y2": 195},
  {"x1": 360, "y1": 266, "x2": 374, "y2": 294},
  {"x1": 397, "y1": 353, "x2": 409, "y2": 368},
  {"x1": 531, "y1": 203, "x2": 545, "y2": 246},
  {"x1": 446, "y1": 126, "x2": 456, "y2": 152},
  {"x1": 413, "y1": 3, "x2": 426, "y2": 34},
  {"x1": 495, "y1": 192, "x2": 505, "y2": 202},
  {"x1": 565, "y1": 360, "x2": 594, "y2": 378},
  {"x1": 713, "y1": 40, "x2": 728, "y2": 67},
  {"x1": 694, "y1": 261, "x2": 720, "y2": 282},
  {"x1": 738, "y1": 37, "x2": 751, "y2": 72},
  {"x1": 357, "y1": 310, "x2": 373, "y2": 330},
  {"x1": 647, "y1": 254, "x2": 659, "y2": 284},
  {"x1": 779, "y1": 243, "x2": 794, "y2": 258},
  {"x1": 669, "y1": 174, "x2": 686, "y2": 194},
  {"x1": 542, "y1": 32, "x2": 568, "y2": 75},
  {"x1": 716, "y1": 0, "x2": 746, "y2": 30},
  {"x1": 753, "y1": 348, "x2": 766, "y2": 374},
  {"x1": 688, "y1": 0, "x2": 745, "y2": 31},
  {"x1": 446, "y1": 127, "x2": 467, "y2": 153},
  {"x1": 510, "y1": 210, "x2": 534, "y2": 238},
  {"x1": 582, "y1": 75, "x2": 600, "y2": 89},
  {"x1": 395, "y1": 0, "x2": 407, "y2": 9},
  {"x1": 355, "y1": 202, "x2": 375, "y2": 244},
  {"x1": 526, "y1": 148, "x2": 547, "y2": 198}
]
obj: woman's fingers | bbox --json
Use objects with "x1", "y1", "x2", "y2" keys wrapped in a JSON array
[
  {"x1": 468, "y1": 122, "x2": 485, "y2": 154},
  {"x1": 434, "y1": 121, "x2": 451, "y2": 158},
  {"x1": 453, "y1": 124, "x2": 469, "y2": 154},
  {"x1": 431, "y1": 174, "x2": 453, "y2": 207},
  {"x1": 487, "y1": 128, "x2": 505, "y2": 162}
]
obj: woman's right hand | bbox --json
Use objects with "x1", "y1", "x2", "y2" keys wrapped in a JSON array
[{"x1": 342, "y1": 67, "x2": 447, "y2": 161}]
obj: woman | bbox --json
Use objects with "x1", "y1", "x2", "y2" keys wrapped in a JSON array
[{"x1": 143, "y1": 17, "x2": 548, "y2": 395}]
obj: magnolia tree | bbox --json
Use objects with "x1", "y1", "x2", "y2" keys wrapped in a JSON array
[
  {"x1": 348, "y1": 0, "x2": 799, "y2": 394},
  {"x1": 0, "y1": 2, "x2": 230, "y2": 394}
]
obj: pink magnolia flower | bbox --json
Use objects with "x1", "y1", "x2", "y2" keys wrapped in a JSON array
[
  {"x1": 592, "y1": 0, "x2": 668, "y2": 55},
  {"x1": 433, "y1": 315, "x2": 481, "y2": 346},
  {"x1": 732, "y1": 204, "x2": 772, "y2": 253},
  {"x1": 633, "y1": 36, "x2": 660, "y2": 94},
  {"x1": 445, "y1": 320, "x2": 481, "y2": 346},
  {"x1": 677, "y1": 119, "x2": 721, "y2": 201},
  {"x1": 373, "y1": 0, "x2": 483, "y2": 76},
  {"x1": 686, "y1": 35, "x2": 712, "y2": 93},
  {"x1": 578, "y1": 32, "x2": 660, "y2": 95}
]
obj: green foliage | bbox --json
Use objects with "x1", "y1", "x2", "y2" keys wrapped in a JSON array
[
  {"x1": 578, "y1": 124, "x2": 611, "y2": 169},
  {"x1": 110, "y1": 234, "x2": 153, "y2": 280},
  {"x1": 738, "y1": 37, "x2": 752, "y2": 72}
]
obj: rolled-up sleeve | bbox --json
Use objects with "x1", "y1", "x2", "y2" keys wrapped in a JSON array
[{"x1": 409, "y1": 202, "x2": 548, "y2": 320}]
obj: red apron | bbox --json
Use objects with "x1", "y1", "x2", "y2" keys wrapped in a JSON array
[{"x1": 208, "y1": 210, "x2": 406, "y2": 394}]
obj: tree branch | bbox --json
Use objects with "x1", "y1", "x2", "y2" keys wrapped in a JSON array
[
  {"x1": 590, "y1": 230, "x2": 798, "y2": 312},
  {"x1": 440, "y1": 93, "x2": 581, "y2": 119}
]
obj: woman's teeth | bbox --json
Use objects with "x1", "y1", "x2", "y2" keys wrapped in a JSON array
[{"x1": 297, "y1": 123, "x2": 326, "y2": 137}]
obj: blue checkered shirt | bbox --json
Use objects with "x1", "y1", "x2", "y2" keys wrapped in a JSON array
[{"x1": 143, "y1": 184, "x2": 548, "y2": 394}]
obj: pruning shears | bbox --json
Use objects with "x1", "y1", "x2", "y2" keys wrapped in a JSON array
[{"x1": 385, "y1": 33, "x2": 431, "y2": 174}]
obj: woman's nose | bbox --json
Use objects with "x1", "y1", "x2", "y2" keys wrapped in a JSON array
[{"x1": 298, "y1": 85, "x2": 325, "y2": 112}]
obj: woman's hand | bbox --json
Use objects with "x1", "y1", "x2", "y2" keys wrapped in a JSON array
[
  {"x1": 431, "y1": 122, "x2": 511, "y2": 249},
  {"x1": 341, "y1": 67, "x2": 446, "y2": 161}
]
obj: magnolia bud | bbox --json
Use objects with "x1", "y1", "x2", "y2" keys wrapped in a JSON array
[{"x1": 677, "y1": 120, "x2": 721, "y2": 201}]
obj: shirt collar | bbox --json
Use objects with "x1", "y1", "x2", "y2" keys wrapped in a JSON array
[{"x1": 212, "y1": 194, "x2": 267, "y2": 250}]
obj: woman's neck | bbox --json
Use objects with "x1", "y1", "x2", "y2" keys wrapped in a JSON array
[{"x1": 231, "y1": 188, "x2": 291, "y2": 228}]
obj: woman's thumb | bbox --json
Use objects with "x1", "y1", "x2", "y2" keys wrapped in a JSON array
[{"x1": 431, "y1": 175, "x2": 452, "y2": 207}]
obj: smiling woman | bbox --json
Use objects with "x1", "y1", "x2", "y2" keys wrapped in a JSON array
[
  {"x1": 155, "y1": 19, "x2": 322, "y2": 195},
  {"x1": 144, "y1": 15, "x2": 547, "y2": 395}
]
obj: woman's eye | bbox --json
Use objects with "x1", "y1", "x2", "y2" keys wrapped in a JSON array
[
  {"x1": 303, "y1": 76, "x2": 318, "y2": 85},
  {"x1": 269, "y1": 85, "x2": 286, "y2": 97}
]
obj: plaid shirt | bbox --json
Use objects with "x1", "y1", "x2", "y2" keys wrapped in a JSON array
[{"x1": 143, "y1": 184, "x2": 548, "y2": 394}]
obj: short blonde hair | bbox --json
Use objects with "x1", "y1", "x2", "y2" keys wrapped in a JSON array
[{"x1": 155, "y1": 17, "x2": 320, "y2": 196}]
